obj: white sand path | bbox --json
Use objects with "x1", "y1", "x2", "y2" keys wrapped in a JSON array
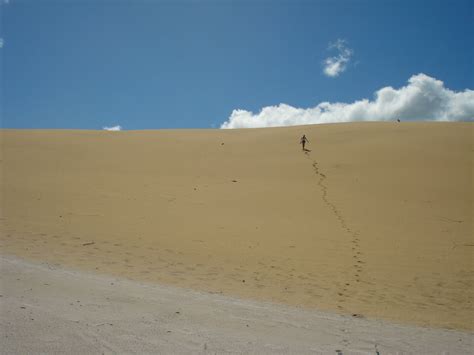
[{"x1": 1, "y1": 254, "x2": 471, "y2": 354}]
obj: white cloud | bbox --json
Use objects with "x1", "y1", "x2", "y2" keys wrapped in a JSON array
[
  {"x1": 103, "y1": 125, "x2": 122, "y2": 131},
  {"x1": 323, "y1": 39, "x2": 353, "y2": 77},
  {"x1": 0, "y1": 38, "x2": 4, "y2": 49},
  {"x1": 220, "y1": 73, "x2": 474, "y2": 129}
]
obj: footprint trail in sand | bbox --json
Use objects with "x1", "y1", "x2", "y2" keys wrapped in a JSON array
[{"x1": 304, "y1": 152, "x2": 366, "y2": 314}]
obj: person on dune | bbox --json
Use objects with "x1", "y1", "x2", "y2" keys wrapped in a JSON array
[{"x1": 300, "y1": 134, "x2": 309, "y2": 151}]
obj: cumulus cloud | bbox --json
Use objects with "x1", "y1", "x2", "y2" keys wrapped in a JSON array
[
  {"x1": 220, "y1": 73, "x2": 474, "y2": 129},
  {"x1": 323, "y1": 39, "x2": 353, "y2": 77},
  {"x1": 103, "y1": 125, "x2": 122, "y2": 131}
]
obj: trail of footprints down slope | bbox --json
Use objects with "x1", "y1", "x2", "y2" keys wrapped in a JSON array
[{"x1": 306, "y1": 153, "x2": 365, "y2": 312}]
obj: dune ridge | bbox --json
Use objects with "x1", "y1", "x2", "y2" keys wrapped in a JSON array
[{"x1": 1, "y1": 122, "x2": 472, "y2": 330}]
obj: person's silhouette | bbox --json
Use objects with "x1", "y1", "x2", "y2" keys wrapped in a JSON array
[{"x1": 300, "y1": 134, "x2": 309, "y2": 151}]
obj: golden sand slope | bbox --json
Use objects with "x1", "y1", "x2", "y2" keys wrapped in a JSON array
[{"x1": 1, "y1": 122, "x2": 472, "y2": 330}]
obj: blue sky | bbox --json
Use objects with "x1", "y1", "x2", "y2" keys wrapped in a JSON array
[{"x1": 1, "y1": 0, "x2": 473, "y2": 129}]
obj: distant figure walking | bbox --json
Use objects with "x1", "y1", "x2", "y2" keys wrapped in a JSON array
[{"x1": 300, "y1": 134, "x2": 309, "y2": 151}]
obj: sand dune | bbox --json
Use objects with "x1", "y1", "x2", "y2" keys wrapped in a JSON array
[{"x1": 1, "y1": 122, "x2": 472, "y2": 331}]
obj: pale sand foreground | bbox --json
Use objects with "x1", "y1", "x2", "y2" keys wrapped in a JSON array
[
  {"x1": 1, "y1": 122, "x2": 473, "y2": 331},
  {"x1": 1, "y1": 255, "x2": 472, "y2": 354}
]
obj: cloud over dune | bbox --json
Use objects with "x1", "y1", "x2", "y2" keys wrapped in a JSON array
[
  {"x1": 103, "y1": 125, "x2": 122, "y2": 131},
  {"x1": 323, "y1": 39, "x2": 353, "y2": 78},
  {"x1": 220, "y1": 74, "x2": 474, "y2": 129}
]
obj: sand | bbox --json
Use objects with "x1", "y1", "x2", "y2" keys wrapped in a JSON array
[
  {"x1": 1, "y1": 122, "x2": 473, "y2": 333},
  {"x1": 1, "y1": 254, "x2": 472, "y2": 354}
]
